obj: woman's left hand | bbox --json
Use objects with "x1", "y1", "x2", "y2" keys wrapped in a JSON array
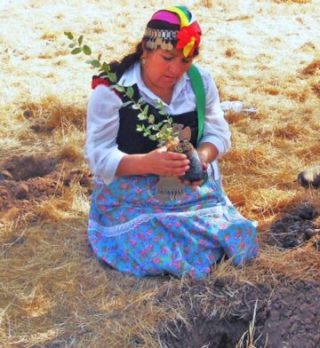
[
  {"x1": 181, "y1": 158, "x2": 208, "y2": 189},
  {"x1": 184, "y1": 142, "x2": 219, "y2": 188}
]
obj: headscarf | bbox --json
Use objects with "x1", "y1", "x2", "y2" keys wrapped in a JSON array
[{"x1": 143, "y1": 6, "x2": 202, "y2": 58}]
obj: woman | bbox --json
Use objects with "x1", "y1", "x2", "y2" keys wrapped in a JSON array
[{"x1": 85, "y1": 6, "x2": 258, "y2": 279}]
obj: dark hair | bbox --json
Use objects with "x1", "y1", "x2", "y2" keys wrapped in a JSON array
[{"x1": 109, "y1": 42, "x2": 144, "y2": 80}]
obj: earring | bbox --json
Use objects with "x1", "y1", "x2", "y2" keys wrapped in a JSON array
[{"x1": 141, "y1": 57, "x2": 146, "y2": 65}]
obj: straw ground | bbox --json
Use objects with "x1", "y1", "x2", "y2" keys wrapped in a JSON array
[{"x1": 1, "y1": 1, "x2": 320, "y2": 347}]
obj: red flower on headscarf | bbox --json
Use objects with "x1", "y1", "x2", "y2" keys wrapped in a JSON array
[{"x1": 176, "y1": 21, "x2": 201, "y2": 58}]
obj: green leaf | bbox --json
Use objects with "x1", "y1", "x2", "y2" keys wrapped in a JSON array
[
  {"x1": 71, "y1": 47, "x2": 82, "y2": 55},
  {"x1": 101, "y1": 62, "x2": 110, "y2": 73},
  {"x1": 148, "y1": 115, "x2": 155, "y2": 124},
  {"x1": 82, "y1": 45, "x2": 92, "y2": 55},
  {"x1": 122, "y1": 101, "x2": 133, "y2": 107},
  {"x1": 137, "y1": 113, "x2": 147, "y2": 120},
  {"x1": 155, "y1": 100, "x2": 163, "y2": 108},
  {"x1": 108, "y1": 72, "x2": 117, "y2": 83},
  {"x1": 78, "y1": 35, "x2": 84, "y2": 46},
  {"x1": 126, "y1": 86, "x2": 134, "y2": 99},
  {"x1": 64, "y1": 32, "x2": 74, "y2": 40},
  {"x1": 112, "y1": 85, "x2": 125, "y2": 93},
  {"x1": 87, "y1": 59, "x2": 101, "y2": 68},
  {"x1": 143, "y1": 104, "x2": 149, "y2": 115}
]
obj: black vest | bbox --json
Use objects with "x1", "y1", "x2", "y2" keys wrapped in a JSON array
[{"x1": 116, "y1": 84, "x2": 199, "y2": 154}]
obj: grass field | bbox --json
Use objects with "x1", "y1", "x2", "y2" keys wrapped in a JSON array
[{"x1": 1, "y1": 1, "x2": 319, "y2": 347}]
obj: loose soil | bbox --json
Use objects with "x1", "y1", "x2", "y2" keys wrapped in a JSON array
[
  {"x1": 0, "y1": 155, "x2": 92, "y2": 215},
  {"x1": 161, "y1": 203, "x2": 320, "y2": 348},
  {"x1": 161, "y1": 279, "x2": 320, "y2": 348},
  {"x1": 269, "y1": 203, "x2": 320, "y2": 250}
]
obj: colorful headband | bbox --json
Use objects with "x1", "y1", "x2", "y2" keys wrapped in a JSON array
[{"x1": 143, "y1": 6, "x2": 201, "y2": 58}]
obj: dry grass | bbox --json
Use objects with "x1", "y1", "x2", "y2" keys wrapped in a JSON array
[
  {"x1": 274, "y1": 0, "x2": 311, "y2": 3},
  {"x1": 1, "y1": 0, "x2": 320, "y2": 347}
]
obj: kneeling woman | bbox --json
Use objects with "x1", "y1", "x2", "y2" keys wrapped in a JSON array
[{"x1": 85, "y1": 6, "x2": 258, "y2": 279}]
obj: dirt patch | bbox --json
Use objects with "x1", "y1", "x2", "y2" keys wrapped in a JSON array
[
  {"x1": 160, "y1": 279, "x2": 320, "y2": 348},
  {"x1": 62, "y1": 168, "x2": 92, "y2": 189},
  {"x1": 159, "y1": 279, "x2": 270, "y2": 348},
  {"x1": 1, "y1": 155, "x2": 58, "y2": 181},
  {"x1": 259, "y1": 281, "x2": 320, "y2": 348},
  {"x1": 0, "y1": 155, "x2": 92, "y2": 214},
  {"x1": 269, "y1": 203, "x2": 320, "y2": 249}
]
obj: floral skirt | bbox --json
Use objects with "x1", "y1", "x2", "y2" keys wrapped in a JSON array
[{"x1": 88, "y1": 168, "x2": 258, "y2": 279}]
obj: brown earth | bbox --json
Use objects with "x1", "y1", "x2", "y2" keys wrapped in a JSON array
[
  {"x1": 0, "y1": 154, "x2": 92, "y2": 217},
  {"x1": 1, "y1": 154, "x2": 320, "y2": 348},
  {"x1": 269, "y1": 203, "x2": 320, "y2": 250},
  {"x1": 160, "y1": 278, "x2": 320, "y2": 348},
  {"x1": 155, "y1": 204, "x2": 320, "y2": 348},
  {"x1": 160, "y1": 204, "x2": 320, "y2": 348},
  {"x1": 1, "y1": 1, "x2": 320, "y2": 346}
]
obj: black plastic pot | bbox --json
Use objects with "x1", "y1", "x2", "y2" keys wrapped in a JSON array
[{"x1": 175, "y1": 140, "x2": 208, "y2": 183}]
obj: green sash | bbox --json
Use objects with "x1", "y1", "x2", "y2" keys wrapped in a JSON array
[{"x1": 188, "y1": 64, "x2": 206, "y2": 145}]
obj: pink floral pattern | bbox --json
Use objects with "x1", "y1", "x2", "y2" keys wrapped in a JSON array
[{"x1": 88, "y1": 172, "x2": 258, "y2": 279}]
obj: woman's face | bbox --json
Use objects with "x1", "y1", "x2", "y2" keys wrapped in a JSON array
[{"x1": 142, "y1": 48, "x2": 193, "y2": 92}]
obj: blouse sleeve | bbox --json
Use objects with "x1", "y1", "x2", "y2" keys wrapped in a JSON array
[
  {"x1": 199, "y1": 69, "x2": 231, "y2": 157},
  {"x1": 85, "y1": 85, "x2": 125, "y2": 184}
]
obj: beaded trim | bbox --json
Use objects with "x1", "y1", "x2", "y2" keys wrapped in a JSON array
[{"x1": 143, "y1": 27, "x2": 178, "y2": 51}]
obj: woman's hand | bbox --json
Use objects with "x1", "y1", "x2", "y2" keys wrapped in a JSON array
[
  {"x1": 181, "y1": 156, "x2": 208, "y2": 188},
  {"x1": 184, "y1": 142, "x2": 219, "y2": 188},
  {"x1": 181, "y1": 143, "x2": 218, "y2": 188},
  {"x1": 116, "y1": 143, "x2": 217, "y2": 180},
  {"x1": 144, "y1": 146, "x2": 190, "y2": 177}
]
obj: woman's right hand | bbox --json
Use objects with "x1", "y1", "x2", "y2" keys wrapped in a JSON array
[{"x1": 144, "y1": 146, "x2": 190, "y2": 177}]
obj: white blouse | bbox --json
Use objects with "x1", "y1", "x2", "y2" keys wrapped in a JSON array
[{"x1": 85, "y1": 62, "x2": 231, "y2": 184}]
